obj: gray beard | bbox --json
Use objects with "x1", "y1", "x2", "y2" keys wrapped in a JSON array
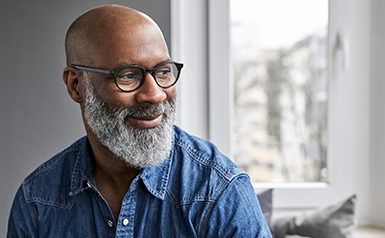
[{"x1": 83, "y1": 77, "x2": 176, "y2": 169}]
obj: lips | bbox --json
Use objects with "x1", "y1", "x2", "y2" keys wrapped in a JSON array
[{"x1": 127, "y1": 114, "x2": 163, "y2": 129}]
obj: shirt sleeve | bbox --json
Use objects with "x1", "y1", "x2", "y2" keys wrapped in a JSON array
[
  {"x1": 203, "y1": 174, "x2": 272, "y2": 238},
  {"x1": 7, "y1": 184, "x2": 38, "y2": 238}
]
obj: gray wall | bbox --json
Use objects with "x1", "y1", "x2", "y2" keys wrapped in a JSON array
[{"x1": 0, "y1": 1, "x2": 170, "y2": 236}]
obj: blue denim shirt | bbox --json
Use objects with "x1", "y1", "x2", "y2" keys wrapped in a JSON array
[{"x1": 8, "y1": 126, "x2": 271, "y2": 238}]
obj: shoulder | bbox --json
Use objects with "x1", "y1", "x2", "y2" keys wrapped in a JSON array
[
  {"x1": 205, "y1": 175, "x2": 272, "y2": 237},
  {"x1": 173, "y1": 126, "x2": 244, "y2": 181},
  {"x1": 169, "y1": 126, "x2": 247, "y2": 205},
  {"x1": 169, "y1": 127, "x2": 271, "y2": 236},
  {"x1": 21, "y1": 137, "x2": 86, "y2": 209}
]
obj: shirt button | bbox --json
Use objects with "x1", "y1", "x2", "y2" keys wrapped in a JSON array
[
  {"x1": 107, "y1": 220, "x2": 113, "y2": 227},
  {"x1": 123, "y1": 218, "x2": 129, "y2": 226}
]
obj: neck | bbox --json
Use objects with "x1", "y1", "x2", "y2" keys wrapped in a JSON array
[
  {"x1": 84, "y1": 118, "x2": 140, "y2": 222},
  {"x1": 86, "y1": 125, "x2": 139, "y2": 190}
]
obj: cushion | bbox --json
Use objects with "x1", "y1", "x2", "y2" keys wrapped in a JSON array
[
  {"x1": 256, "y1": 189, "x2": 273, "y2": 228},
  {"x1": 272, "y1": 194, "x2": 357, "y2": 238}
]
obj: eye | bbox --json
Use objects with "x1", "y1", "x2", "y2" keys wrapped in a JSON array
[
  {"x1": 156, "y1": 67, "x2": 173, "y2": 78},
  {"x1": 117, "y1": 67, "x2": 143, "y2": 80},
  {"x1": 120, "y1": 72, "x2": 141, "y2": 79},
  {"x1": 160, "y1": 68, "x2": 171, "y2": 75}
]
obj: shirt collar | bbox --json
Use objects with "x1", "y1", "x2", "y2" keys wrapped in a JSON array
[
  {"x1": 69, "y1": 136, "x2": 95, "y2": 196},
  {"x1": 68, "y1": 135, "x2": 174, "y2": 201},
  {"x1": 138, "y1": 146, "x2": 173, "y2": 200}
]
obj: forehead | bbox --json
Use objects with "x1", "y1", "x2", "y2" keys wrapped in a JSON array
[{"x1": 89, "y1": 21, "x2": 170, "y2": 69}]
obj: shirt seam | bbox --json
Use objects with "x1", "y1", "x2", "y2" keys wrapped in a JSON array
[
  {"x1": 174, "y1": 139, "x2": 243, "y2": 182},
  {"x1": 166, "y1": 189, "x2": 219, "y2": 209},
  {"x1": 24, "y1": 194, "x2": 76, "y2": 210},
  {"x1": 23, "y1": 143, "x2": 79, "y2": 184},
  {"x1": 23, "y1": 145, "x2": 82, "y2": 184},
  {"x1": 22, "y1": 141, "x2": 83, "y2": 210}
]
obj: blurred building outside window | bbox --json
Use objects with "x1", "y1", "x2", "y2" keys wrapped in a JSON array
[{"x1": 231, "y1": 0, "x2": 329, "y2": 183}]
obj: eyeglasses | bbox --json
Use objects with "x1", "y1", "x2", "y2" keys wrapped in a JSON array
[{"x1": 71, "y1": 61, "x2": 183, "y2": 92}]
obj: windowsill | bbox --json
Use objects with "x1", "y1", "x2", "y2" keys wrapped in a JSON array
[
  {"x1": 284, "y1": 226, "x2": 385, "y2": 238},
  {"x1": 352, "y1": 226, "x2": 385, "y2": 238},
  {"x1": 253, "y1": 182, "x2": 328, "y2": 189}
]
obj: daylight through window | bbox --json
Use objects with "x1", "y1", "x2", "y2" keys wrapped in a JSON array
[{"x1": 231, "y1": 0, "x2": 329, "y2": 183}]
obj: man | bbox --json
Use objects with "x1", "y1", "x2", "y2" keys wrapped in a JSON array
[{"x1": 8, "y1": 5, "x2": 271, "y2": 237}]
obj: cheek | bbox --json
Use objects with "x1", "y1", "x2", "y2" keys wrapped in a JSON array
[
  {"x1": 94, "y1": 83, "x2": 177, "y2": 109},
  {"x1": 104, "y1": 92, "x2": 137, "y2": 109},
  {"x1": 90, "y1": 75, "x2": 118, "y2": 96},
  {"x1": 164, "y1": 87, "x2": 176, "y2": 102},
  {"x1": 92, "y1": 78, "x2": 133, "y2": 107}
]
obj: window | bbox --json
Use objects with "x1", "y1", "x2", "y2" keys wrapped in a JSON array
[
  {"x1": 231, "y1": 0, "x2": 329, "y2": 183},
  {"x1": 172, "y1": 0, "x2": 371, "y2": 211}
]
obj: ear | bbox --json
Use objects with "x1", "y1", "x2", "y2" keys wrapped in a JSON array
[{"x1": 62, "y1": 66, "x2": 84, "y2": 103}]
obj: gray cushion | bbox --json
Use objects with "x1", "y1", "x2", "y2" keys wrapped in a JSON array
[
  {"x1": 272, "y1": 195, "x2": 357, "y2": 238},
  {"x1": 256, "y1": 189, "x2": 273, "y2": 228}
]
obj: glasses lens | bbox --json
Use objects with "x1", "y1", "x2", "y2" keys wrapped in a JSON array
[
  {"x1": 115, "y1": 67, "x2": 144, "y2": 91},
  {"x1": 154, "y1": 62, "x2": 179, "y2": 87}
]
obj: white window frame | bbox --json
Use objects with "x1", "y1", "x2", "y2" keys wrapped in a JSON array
[{"x1": 171, "y1": 0, "x2": 371, "y2": 223}]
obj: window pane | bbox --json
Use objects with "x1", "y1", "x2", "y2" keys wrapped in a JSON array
[{"x1": 231, "y1": 0, "x2": 329, "y2": 183}]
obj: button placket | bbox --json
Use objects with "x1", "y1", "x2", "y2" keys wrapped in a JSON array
[{"x1": 115, "y1": 189, "x2": 137, "y2": 236}]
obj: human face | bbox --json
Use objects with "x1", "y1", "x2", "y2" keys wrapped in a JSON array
[
  {"x1": 84, "y1": 21, "x2": 176, "y2": 128},
  {"x1": 79, "y1": 19, "x2": 177, "y2": 167},
  {"x1": 83, "y1": 73, "x2": 176, "y2": 169}
]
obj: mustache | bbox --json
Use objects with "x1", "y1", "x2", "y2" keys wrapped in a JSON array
[{"x1": 117, "y1": 100, "x2": 173, "y2": 122}]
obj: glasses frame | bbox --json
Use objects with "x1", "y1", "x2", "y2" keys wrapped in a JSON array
[{"x1": 71, "y1": 61, "x2": 184, "y2": 92}]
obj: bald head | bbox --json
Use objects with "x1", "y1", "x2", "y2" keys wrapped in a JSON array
[{"x1": 65, "y1": 5, "x2": 167, "y2": 67}]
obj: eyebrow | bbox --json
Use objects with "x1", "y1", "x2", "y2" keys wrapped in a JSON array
[{"x1": 115, "y1": 59, "x2": 172, "y2": 69}]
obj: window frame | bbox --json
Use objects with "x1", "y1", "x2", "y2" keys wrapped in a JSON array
[{"x1": 171, "y1": 0, "x2": 371, "y2": 211}]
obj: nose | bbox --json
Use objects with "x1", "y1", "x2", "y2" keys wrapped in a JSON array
[{"x1": 134, "y1": 73, "x2": 167, "y2": 105}]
